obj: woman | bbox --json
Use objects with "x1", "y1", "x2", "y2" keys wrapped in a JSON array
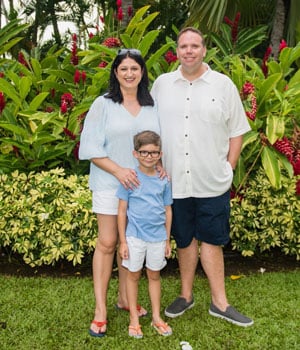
[{"x1": 79, "y1": 49, "x2": 160, "y2": 337}]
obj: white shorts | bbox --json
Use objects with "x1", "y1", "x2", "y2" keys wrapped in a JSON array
[
  {"x1": 122, "y1": 236, "x2": 167, "y2": 272},
  {"x1": 92, "y1": 190, "x2": 118, "y2": 215}
]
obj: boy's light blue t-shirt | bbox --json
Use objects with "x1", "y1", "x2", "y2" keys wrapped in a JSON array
[{"x1": 116, "y1": 168, "x2": 173, "y2": 243}]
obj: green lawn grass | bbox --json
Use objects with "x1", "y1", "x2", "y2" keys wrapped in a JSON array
[{"x1": 0, "y1": 270, "x2": 299, "y2": 350}]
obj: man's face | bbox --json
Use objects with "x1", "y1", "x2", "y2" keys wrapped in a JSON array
[{"x1": 176, "y1": 31, "x2": 207, "y2": 70}]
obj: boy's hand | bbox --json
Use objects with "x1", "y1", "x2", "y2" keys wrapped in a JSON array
[
  {"x1": 119, "y1": 242, "x2": 129, "y2": 259},
  {"x1": 165, "y1": 240, "x2": 171, "y2": 258}
]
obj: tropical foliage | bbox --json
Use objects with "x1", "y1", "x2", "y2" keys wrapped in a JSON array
[{"x1": 0, "y1": 3, "x2": 299, "y2": 265}]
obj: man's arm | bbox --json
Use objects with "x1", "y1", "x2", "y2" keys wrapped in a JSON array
[{"x1": 227, "y1": 135, "x2": 243, "y2": 170}]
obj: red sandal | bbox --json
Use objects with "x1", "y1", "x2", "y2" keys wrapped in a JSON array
[{"x1": 89, "y1": 320, "x2": 107, "y2": 337}]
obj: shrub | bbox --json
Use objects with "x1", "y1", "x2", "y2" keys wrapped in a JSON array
[
  {"x1": 0, "y1": 168, "x2": 97, "y2": 266},
  {"x1": 230, "y1": 168, "x2": 300, "y2": 259}
]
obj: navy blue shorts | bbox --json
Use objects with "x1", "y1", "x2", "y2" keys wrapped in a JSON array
[{"x1": 171, "y1": 191, "x2": 231, "y2": 248}]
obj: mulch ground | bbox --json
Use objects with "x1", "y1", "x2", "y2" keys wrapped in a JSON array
[{"x1": 0, "y1": 247, "x2": 298, "y2": 278}]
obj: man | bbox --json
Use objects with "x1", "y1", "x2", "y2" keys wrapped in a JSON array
[{"x1": 151, "y1": 27, "x2": 253, "y2": 327}]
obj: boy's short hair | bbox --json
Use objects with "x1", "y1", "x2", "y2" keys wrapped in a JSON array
[{"x1": 134, "y1": 130, "x2": 161, "y2": 151}]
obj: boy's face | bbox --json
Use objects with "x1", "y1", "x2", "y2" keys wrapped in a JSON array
[{"x1": 133, "y1": 144, "x2": 161, "y2": 169}]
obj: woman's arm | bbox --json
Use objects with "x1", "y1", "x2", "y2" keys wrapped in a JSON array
[{"x1": 91, "y1": 157, "x2": 139, "y2": 189}]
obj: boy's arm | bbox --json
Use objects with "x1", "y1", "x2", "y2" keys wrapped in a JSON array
[
  {"x1": 117, "y1": 199, "x2": 129, "y2": 259},
  {"x1": 164, "y1": 205, "x2": 172, "y2": 258}
]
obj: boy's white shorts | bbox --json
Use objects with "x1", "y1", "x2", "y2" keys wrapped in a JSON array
[{"x1": 122, "y1": 236, "x2": 167, "y2": 272}]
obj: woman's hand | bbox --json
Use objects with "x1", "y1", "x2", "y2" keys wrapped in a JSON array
[
  {"x1": 156, "y1": 164, "x2": 170, "y2": 180},
  {"x1": 116, "y1": 167, "x2": 139, "y2": 189}
]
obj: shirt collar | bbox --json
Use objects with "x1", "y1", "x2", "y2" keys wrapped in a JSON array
[{"x1": 174, "y1": 63, "x2": 211, "y2": 84}]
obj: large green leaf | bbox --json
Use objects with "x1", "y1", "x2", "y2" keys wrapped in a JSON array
[
  {"x1": 19, "y1": 76, "x2": 32, "y2": 101},
  {"x1": 261, "y1": 146, "x2": 281, "y2": 189},
  {"x1": 266, "y1": 114, "x2": 285, "y2": 144},
  {"x1": 242, "y1": 130, "x2": 259, "y2": 150},
  {"x1": 29, "y1": 92, "x2": 49, "y2": 111},
  {"x1": 0, "y1": 78, "x2": 21, "y2": 106},
  {"x1": 125, "y1": 6, "x2": 151, "y2": 36},
  {"x1": 257, "y1": 73, "x2": 282, "y2": 109},
  {"x1": 0, "y1": 122, "x2": 28, "y2": 137}
]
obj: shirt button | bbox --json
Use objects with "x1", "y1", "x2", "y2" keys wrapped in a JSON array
[
  {"x1": 190, "y1": 83, "x2": 192, "y2": 86},
  {"x1": 187, "y1": 171, "x2": 190, "y2": 173},
  {"x1": 185, "y1": 134, "x2": 188, "y2": 137},
  {"x1": 187, "y1": 97, "x2": 190, "y2": 100},
  {"x1": 185, "y1": 115, "x2": 188, "y2": 119},
  {"x1": 186, "y1": 153, "x2": 188, "y2": 155}
]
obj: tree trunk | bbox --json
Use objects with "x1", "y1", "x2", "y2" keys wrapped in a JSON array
[
  {"x1": 121, "y1": 0, "x2": 133, "y2": 27},
  {"x1": 270, "y1": 0, "x2": 286, "y2": 60}
]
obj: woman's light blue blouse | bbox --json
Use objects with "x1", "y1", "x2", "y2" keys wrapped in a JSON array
[{"x1": 79, "y1": 96, "x2": 160, "y2": 192}]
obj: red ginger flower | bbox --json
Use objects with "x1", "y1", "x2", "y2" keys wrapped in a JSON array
[
  {"x1": 63, "y1": 127, "x2": 76, "y2": 140},
  {"x1": 224, "y1": 12, "x2": 240, "y2": 44},
  {"x1": 73, "y1": 141, "x2": 80, "y2": 160},
  {"x1": 61, "y1": 93, "x2": 73, "y2": 105},
  {"x1": 242, "y1": 81, "x2": 255, "y2": 96},
  {"x1": 273, "y1": 137, "x2": 294, "y2": 162},
  {"x1": 74, "y1": 69, "x2": 81, "y2": 84},
  {"x1": 88, "y1": 32, "x2": 94, "y2": 39},
  {"x1": 117, "y1": 7, "x2": 123, "y2": 21},
  {"x1": 296, "y1": 180, "x2": 300, "y2": 196},
  {"x1": 241, "y1": 82, "x2": 257, "y2": 121},
  {"x1": 279, "y1": 39, "x2": 287, "y2": 53},
  {"x1": 18, "y1": 52, "x2": 29, "y2": 68},
  {"x1": 61, "y1": 93, "x2": 74, "y2": 113},
  {"x1": 60, "y1": 101, "x2": 68, "y2": 114},
  {"x1": 103, "y1": 37, "x2": 121, "y2": 48},
  {"x1": 99, "y1": 61, "x2": 108, "y2": 68},
  {"x1": 165, "y1": 51, "x2": 177, "y2": 64},
  {"x1": 81, "y1": 71, "x2": 86, "y2": 84},
  {"x1": 116, "y1": 0, "x2": 122, "y2": 7},
  {"x1": 128, "y1": 6, "x2": 133, "y2": 18},
  {"x1": 0, "y1": 72, "x2": 4, "y2": 78},
  {"x1": 0, "y1": 92, "x2": 5, "y2": 114},
  {"x1": 71, "y1": 34, "x2": 79, "y2": 65},
  {"x1": 262, "y1": 46, "x2": 272, "y2": 77}
]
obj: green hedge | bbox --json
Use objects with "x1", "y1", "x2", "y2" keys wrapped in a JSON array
[
  {"x1": 0, "y1": 169, "x2": 97, "y2": 266},
  {"x1": 230, "y1": 169, "x2": 300, "y2": 260},
  {"x1": 0, "y1": 168, "x2": 299, "y2": 267}
]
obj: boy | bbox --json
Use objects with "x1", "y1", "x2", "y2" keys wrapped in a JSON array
[{"x1": 117, "y1": 130, "x2": 173, "y2": 339}]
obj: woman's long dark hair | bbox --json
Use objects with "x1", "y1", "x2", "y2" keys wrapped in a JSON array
[{"x1": 104, "y1": 50, "x2": 154, "y2": 106}]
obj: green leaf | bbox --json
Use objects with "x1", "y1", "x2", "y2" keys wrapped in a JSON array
[
  {"x1": 19, "y1": 76, "x2": 32, "y2": 101},
  {"x1": 266, "y1": 114, "x2": 285, "y2": 144},
  {"x1": 0, "y1": 122, "x2": 28, "y2": 137},
  {"x1": 138, "y1": 30, "x2": 160, "y2": 56},
  {"x1": 261, "y1": 146, "x2": 281, "y2": 189},
  {"x1": 0, "y1": 37, "x2": 23, "y2": 56},
  {"x1": 146, "y1": 43, "x2": 174, "y2": 72},
  {"x1": 119, "y1": 34, "x2": 133, "y2": 48},
  {"x1": 257, "y1": 73, "x2": 282, "y2": 108},
  {"x1": 0, "y1": 78, "x2": 21, "y2": 106},
  {"x1": 125, "y1": 6, "x2": 151, "y2": 36},
  {"x1": 276, "y1": 152, "x2": 294, "y2": 178},
  {"x1": 242, "y1": 131, "x2": 259, "y2": 150},
  {"x1": 29, "y1": 92, "x2": 49, "y2": 111},
  {"x1": 30, "y1": 59, "x2": 42, "y2": 80}
]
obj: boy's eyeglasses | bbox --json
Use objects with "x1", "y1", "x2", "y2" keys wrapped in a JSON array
[
  {"x1": 118, "y1": 48, "x2": 141, "y2": 56},
  {"x1": 137, "y1": 150, "x2": 161, "y2": 158}
]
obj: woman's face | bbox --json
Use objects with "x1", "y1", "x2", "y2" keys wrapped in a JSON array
[{"x1": 115, "y1": 57, "x2": 143, "y2": 91}]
